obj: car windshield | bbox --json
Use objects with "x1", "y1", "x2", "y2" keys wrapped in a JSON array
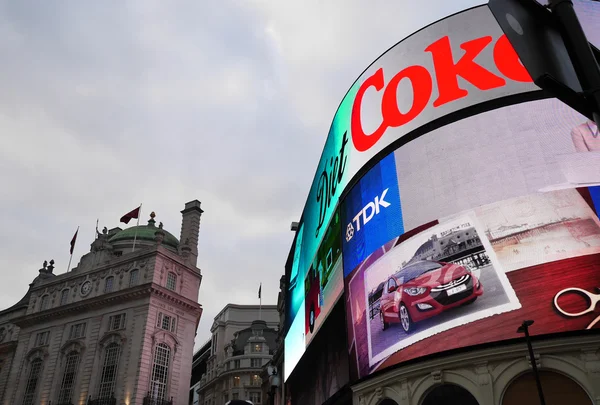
[{"x1": 394, "y1": 261, "x2": 443, "y2": 283}]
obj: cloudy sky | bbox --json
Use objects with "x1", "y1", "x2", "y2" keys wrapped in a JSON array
[{"x1": 0, "y1": 0, "x2": 486, "y2": 349}]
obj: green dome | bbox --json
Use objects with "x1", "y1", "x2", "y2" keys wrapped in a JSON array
[{"x1": 109, "y1": 219, "x2": 179, "y2": 249}]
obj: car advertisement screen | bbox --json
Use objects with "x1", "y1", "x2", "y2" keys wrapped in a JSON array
[
  {"x1": 343, "y1": 0, "x2": 600, "y2": 380},
  {"x1": 345, "y1": 94, "x2": 600, "y2": 379},
  {"x1": 285, "y1": 0, "x2": 600, "y2": 383},
  {"x1": 284, "y1": 3, "x2": 544, "y2": 382}
]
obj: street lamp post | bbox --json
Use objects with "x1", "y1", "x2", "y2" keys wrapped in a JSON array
[
  {"x1": 517, "y1": 320, "x2": 546, "y2": 405},
  {"x1": 268, "y1": 368, "x2": 281, "y2": 405}
]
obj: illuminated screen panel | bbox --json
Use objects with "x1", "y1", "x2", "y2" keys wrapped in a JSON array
[
  {"x1": 285, "y1": 2, "x2": 541, "y2": 382},
  {"x1": 342, "y1": 0, "x2": 600, "y2": 380},
  {"x1": 344, "y1": 96, "x2": 600, "y2": 380},
  {"x1": 285, "y1": 0, "x2": 600, "y2": 384}
]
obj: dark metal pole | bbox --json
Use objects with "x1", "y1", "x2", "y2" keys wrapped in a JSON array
[
  {"x1": 549, "y1": 0, "x2": 600, "y2": 128},
  {"x1": 518, "y1": 321, "x2": 546, "y2": 405}
]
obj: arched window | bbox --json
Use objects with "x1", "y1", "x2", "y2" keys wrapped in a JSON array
[
  {"x1": 166, "y1": 273, "x2": 177, "y2": 291},
  {"x1": 150, "y1": 343, "x2": 171, "y2": 400},
  {"x1": 97, "y1": 343, "x2": 121, "y2": 399},
  {"x1": 104, "y1": 276, "x2": 114, "y2": 293},
  {"x1": 21, "y1": 359, "x2": 43, "y2": 405},
  {"x1": 129, "y1": 270, "x2": 139, "y2": 287},
  {"x1": 39, "y1": 295, "x2": 49, "y2": 311},
  {"x1": 57, "y1": 351, "x2": 80, "y2": 403},
  {"x1": 60, "y1": 289, "x2": 70, "y2": 306},
  {"x1": 421, "y1": 384, "x2": 479, "y2": 405},
  {"x1": 502, "y1": 370, "x2": 592, "y2": 405}
]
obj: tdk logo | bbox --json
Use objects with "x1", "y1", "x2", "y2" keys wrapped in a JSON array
[{"x1": 346, "y1": 188, "x2": 391, "y2": 242}]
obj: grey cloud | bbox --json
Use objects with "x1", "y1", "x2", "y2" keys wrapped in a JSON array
[{"x1": 0, "y1": 0, "x2": 483, "y2": 346}]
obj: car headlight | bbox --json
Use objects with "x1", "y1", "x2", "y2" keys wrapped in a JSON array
[{"x1": 405, "y1": 287, "x2": 427, "y2": 296}]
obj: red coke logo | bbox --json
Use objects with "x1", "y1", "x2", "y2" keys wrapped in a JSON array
[{"x1": 351, "y1": 34, "x2": 533, "y2": 152}]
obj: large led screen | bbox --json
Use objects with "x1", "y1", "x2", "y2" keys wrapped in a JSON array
[
  {"x1": 285, "y1": 0, "x2": 600, "y2": 383},
  {"x1": 284, "y1": 3, "x2": 543, "y2": 382},
  {"x1": 345, "y1": 96, "x2": 600, "y2": 379}
]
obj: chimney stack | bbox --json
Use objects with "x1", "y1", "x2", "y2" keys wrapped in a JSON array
[{"x1": 180, "y1": 200, "x2": 203, "y2": 267}]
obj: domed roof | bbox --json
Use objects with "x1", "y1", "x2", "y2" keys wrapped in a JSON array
[{"x1": 109, "y1": 215, "x2": 179, "y2": 249}]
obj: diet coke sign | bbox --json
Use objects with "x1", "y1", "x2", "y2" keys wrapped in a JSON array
[{"x1": 295, "y1": 5, "x2": 539, "y2": 284}]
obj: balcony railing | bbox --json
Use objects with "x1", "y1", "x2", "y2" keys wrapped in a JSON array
[
  {"x1": 86, "y1": 394, "x2": 116, "y2": 405},
  {"x1": 143, "y1": 393, "x2": 173, "y2": 405},
  {"x1": 48, "y1": 401, "x2": 74, "y2": 405}
]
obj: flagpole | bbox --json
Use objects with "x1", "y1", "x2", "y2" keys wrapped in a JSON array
[
  {"x1": 259, "y1": 282, "x2": 262, "y2": 321},
  {"x1": 67, "y1": 226, "x2": 79, "y2": 273},
  {"x1": 131, "y1": 203, "x2": 142, "y2": 252}
]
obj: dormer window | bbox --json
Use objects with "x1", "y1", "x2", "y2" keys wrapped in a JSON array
[
  {"x1": 166, "y1": 273, "x2": 177, "y2": 291},
  {"x1": 251, "y1": 344, "x2": 262, "y2": 353},
  {"x1": 104, "y1": 276, "x2": 114, "y2": 293}
]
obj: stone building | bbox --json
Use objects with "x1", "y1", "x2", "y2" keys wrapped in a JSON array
[
  {"x1": 189, "y1": 340, "x2": 211, "y2": 405},
  {"x1": 259, "y1": 275, "x2": 285, "y2": 405},
  {"x1": 196, "y1": 305, "x2": 278, "y2": 405},
  {"x1": 0, "y1": 200, "x2": 204, "y2": 405}
]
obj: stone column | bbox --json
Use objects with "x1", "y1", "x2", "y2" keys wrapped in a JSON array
[{"x1": 179, "y1": 200, "x2": 203, "y2": 267}]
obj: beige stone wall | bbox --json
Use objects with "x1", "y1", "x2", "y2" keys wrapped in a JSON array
[
  {"x1": 351, "y1": 335, "x2": 600, "y2": 405},
  {"x1": 0, "y1": 253, "x2": 201, "y2": 405}
]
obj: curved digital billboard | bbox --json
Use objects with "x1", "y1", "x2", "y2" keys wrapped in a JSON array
[{"x1": 284, "y1": 0, "x2": 600, "y2": 383}]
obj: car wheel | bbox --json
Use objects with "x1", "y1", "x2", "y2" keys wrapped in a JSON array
[
  {"x1": 309, "y1": 303, "x2": 315, "y2": 333},
  {"x1": 380, "y1": 310, "x2": 389, "y2": 331},
  {"x1": 399, "y1": 304, "x2": 412, "y2": 333}
]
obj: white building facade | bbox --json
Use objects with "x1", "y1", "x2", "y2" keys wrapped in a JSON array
[
  {"x1": 197, "y1": 305, "x2": 278, "y2": 405},
  {"x1": 0, "y1": 200, "x2": 204, "y2": 405}
]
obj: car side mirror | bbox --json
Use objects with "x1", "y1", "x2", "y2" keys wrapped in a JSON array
[{"x1": 388, "y1": 285, "x2": 397, "y2": 293}]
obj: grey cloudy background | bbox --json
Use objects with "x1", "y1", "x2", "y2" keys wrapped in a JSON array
[{"x1": 0, "y1": 0, "x2": 482, "y2": 350}]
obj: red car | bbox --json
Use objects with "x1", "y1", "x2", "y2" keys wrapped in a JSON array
[{"x1": 379, "y1": 260, "x2": 483, "y2": 333}]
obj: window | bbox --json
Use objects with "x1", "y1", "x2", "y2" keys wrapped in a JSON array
[
  {"x1": 251, "y1": 344, "x2": 262, "y2": 353},
  {"x1": 98, "y1": 343, "x2": 121, "y2": 399},
  {"x1": 150, "y1": 344, "x2": 171, "y2": 400},
  {"x1": 108, "y1": 314, "x2": 126, "y2": 331},
  {"x1": 157, "y1": 313, "x2": 177, "y2": 333},
  {"x1": 129, "y1": 270, "x2": 139, "y2": 287},
  {"x1": 232, "y1": 393, "x2": 239, "y2": 400},
  {"x1": 223, "y1": 393, "x2": 229, "y2": 403},
  {"x1": 39, "y1": 295, "x2": 49, "y2": 311},
  {"x1": 233, "y1": 376, "x2": 240, "y2": 387},
  {"x1": 60, "y1": 289, "x2": 70, "y2": 306},
  {"x1": 226, "y1": 362, "x2": 230, "y2": 371},
  {"x1": 251, "y1": 358, "x2": 262, "y2": 368},
  {"x1": 104, "y1": 276, "x2": 114, "y2": 293},
  {"x1": 69, "y1": 323, "x2": 86, "y2": 339},
  {"x1": 35, "y1": 331, "x2": 49, "y2": 347},
  {"x1": 234, "y1": 359, "x2": 240, "y2": 369},
  {"x1": 251, "y1": 374, "x2": 261, "y2": 386},
  {"x1": 162, "y1": 315, "x2": 171, "y2": 331},
  {"x1": 21, "y1": 359, "x2": 42, "y2": 405},
  {"x1": 166, "y1": 273, "x2": 177, "y2": 291},
  {"x1": 57, "y1": 352, "x2": 80, "y2": 403},
  {"x1": 250, "y1": 392, "x2": 261, "y2": 403}
]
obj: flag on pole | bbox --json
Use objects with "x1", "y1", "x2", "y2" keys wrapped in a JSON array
[
  {"x1": 258, "y1": 283, "x2": 262, "y2": 299},
  {"x1": 120, "y1": 206, "x2": 141, "y2": 224},
  {"x1": 70, "y1": 228, "x2": 79, "y2": 254}
]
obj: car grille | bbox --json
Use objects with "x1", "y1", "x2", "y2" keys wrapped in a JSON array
[{"x1": 430, "y1": 276, "x2": 474, "y2": 305}]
